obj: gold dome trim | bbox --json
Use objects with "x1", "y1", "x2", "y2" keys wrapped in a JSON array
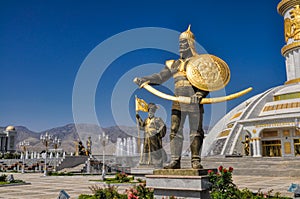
[
  {"x1": 5, "y1": 126, "x2": 15, "y2": 131},
  {"x1": 277, "y1": 0, "x2": 300, "y2": 15},
  {"x1": 285, "y1": 77, "x2": 300, "y2": 85},
  {"x1": 281, "y1": 41, "x2": 300, "y2": 55}
]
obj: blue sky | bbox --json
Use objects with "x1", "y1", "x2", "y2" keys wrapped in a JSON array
[{"x1": 0, "y1": 0, "x2": 285, "y2": 132}]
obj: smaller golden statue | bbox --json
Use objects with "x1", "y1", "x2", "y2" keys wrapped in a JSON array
[
  {"x1": 242, "y1": 135, "x2": 250, "y2": 156},
  {"x1": 136, "y1": 101, "x2": 167, "y2": 168},
  {"x1": 75, "y1": 139, "x2": 86, "y2": 156},
  {"x1": 86, "y1": 136, "x2": 92, "y2": 156}
]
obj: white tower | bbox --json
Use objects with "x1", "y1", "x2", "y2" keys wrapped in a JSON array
[{"x1": 278, "y1": 0, "x2": 300, "y2": 84}]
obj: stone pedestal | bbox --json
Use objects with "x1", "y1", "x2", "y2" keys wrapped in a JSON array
[
  {"x1": 131, "y1": 167, "x2": 154, "y2": 175},
  {"x1": 146, "y1": 169, "x2": 216, "y2": 199}
]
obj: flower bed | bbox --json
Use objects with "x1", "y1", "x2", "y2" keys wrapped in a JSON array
[
  {"x1": 208, "y1": 166, "x2": 292, "y2": 199},
  {"x1": 0, "y1": 174, "x2": 26, "y2": 186},
  {"x1": 78, "y1": 180, "x2": 153, "y2": 199}
]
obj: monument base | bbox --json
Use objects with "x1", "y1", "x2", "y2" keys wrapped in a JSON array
[
  {"x1": 146, "y1": 169, "x2": 216, "y2": 199},
  {"x1": 130, "y1": 166, "x2": 154, "y2": 175},
  {"x1": 131, "y1": 163, "x2": 166, "y2": 175}
]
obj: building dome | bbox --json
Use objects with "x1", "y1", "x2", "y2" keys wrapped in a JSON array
[
  {"x1": 5, "y1": 126, "x2": 16, "y2": 132},
  {"x1": 203, "y1": 82, "x2": 300, "y2": 157},
  {"x1": 203, "y1": 0, "x2": 300, "y2": 158}
]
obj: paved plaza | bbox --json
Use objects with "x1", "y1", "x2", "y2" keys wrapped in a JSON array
[{"x1": 0, "y1": 172, "x2": 299, "y2": 198}]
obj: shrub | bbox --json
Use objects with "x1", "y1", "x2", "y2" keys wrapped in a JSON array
[
  {"x1": 208, "y1": 166, "x2": 292, "y2": 199},
  {"x1": 89, "y1": 184, "x2": 127, "y2": 199},
  {"x1": 48, "y1": 171, "x2": 73, "y2": 176},
  {"x1": 0, "y1": 174, "x2": 7, "y2": 182},
  {"x1": 208, "y1": 166, "x2": 239, "y2": 199},
  {"x1": 79, "y1": 182, "x2": 154, "y2": 199},
  {"x1": 115, "y1": 172, "x2": 130, "y2": 183},
  {"x1": 126, "y1": 182, "x2": 154, "y2": 199}
]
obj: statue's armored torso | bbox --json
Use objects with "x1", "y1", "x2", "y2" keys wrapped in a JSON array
[
  {"x1": 166, "y1": 58, "x2": 204, "y2": 112},
  {"x1": 144, "y1": 117, "x2": 165, "y2": 137}
]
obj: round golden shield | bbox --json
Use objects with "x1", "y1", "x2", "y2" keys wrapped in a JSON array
[{"x1": 186, "y1": 54, "x2": 230, "y2": 91}]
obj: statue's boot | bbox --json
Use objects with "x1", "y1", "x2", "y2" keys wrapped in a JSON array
[
  {"x1": 164, "y1": 136, "x2": 183, "y2": 169},
  {"x1": 190, "y1": 133, "x2": 203, "y2": 169}
]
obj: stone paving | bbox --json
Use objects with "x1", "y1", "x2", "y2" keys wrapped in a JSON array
[{"x1": 0, "y1": 172, "x2": 299, "y2": 198}]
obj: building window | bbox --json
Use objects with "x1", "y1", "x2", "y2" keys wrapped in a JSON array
[
  {"x1": 283, "y1": 130, "x2": 290, "y2": 137},
  {"x1": 262, "y1": 140, "x2": 282, "y2": 157},
  {"x1": 262, "y1": 131, "x2": 278, "y2": 138},
  {"x1": 295, "y1": 129, "x2": 300, "y2": 136},
  {"x1": 294, "y1": 139, "x2": 300, "y2": 156}
]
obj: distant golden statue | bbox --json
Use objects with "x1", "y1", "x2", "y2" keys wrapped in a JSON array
[
  {"x1": 242, "y1": 135, "x2": 250, "y2": 156},
  {"x1": 86, "y1": 136, "x2": 92, "y2": 156},
  {"x1": 75, "y1": 139, "x2": 86, "y2": 156}
]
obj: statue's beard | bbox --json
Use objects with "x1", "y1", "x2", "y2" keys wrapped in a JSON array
[{"x1": 180, "y1": 48, "x2": 193, "y2": 59}]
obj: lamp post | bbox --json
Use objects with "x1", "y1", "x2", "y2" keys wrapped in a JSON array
[
  {"x1": 40, "y1": 132, "x2": 53, "y2": 176},
  {"x1": 19, "y1": 141, "x2": 29, "y2": 174},
  {"x1": 52, "y1": 136, "x2": 61, "y2": 172},
  {"x1": 99, "y1": 132, "x2": 109, "y2": 180}
]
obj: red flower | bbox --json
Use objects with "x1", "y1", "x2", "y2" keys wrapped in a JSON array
[
  {"x1": 208, "y1": 169, "x2": 213, "y2": 174},
  {"x1": 223, "y1": 169, "x2": 227, "y2": 173},
  {"x1": 127, "y1": 192, "x2": 138, "y2": 199},
  {"x1": 218, "y1": 165, "x2": 223, "y2": 172},
  {"x1": 229, "y1": 167, "x2": 233, "y2": 172}
]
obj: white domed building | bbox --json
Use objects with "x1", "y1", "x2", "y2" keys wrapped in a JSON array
[
  {"x1": 203, "y1": 0, "x2": 300, "y2": 158},
  {"x1": 0, "y1": 126, "x2": 17, "y2": 153}
]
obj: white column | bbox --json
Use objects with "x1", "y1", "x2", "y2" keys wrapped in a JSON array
[
  {"x1": 252, "y1": 139, "x2": 257, "y2": 157},
  {"x1": 0, "y1": 137, "x2": 2, "y2": 151},
  {"x1": 6, "y1": 136, "x2": 10, "y2": 151},
  {"x1": 256, "y1": 139, "x2": 262, "y2": 157}
]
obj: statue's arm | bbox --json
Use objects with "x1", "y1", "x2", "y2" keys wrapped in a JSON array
[
  {"x1": 134, "y1": 60, "x2": 176, "y2": 87},
  {"x1": 191, "y1": 89, "x2": 210, "y2": 104},
  {"x1": 156, "y1": 117, "x2": 167, "y2": 138},
  {"x1": 136, "y1": 114, "x2": 145, "y2": 130}
]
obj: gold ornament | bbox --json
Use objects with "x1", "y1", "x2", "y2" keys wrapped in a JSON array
[
  {"x1": 284, "y1": 5, "x2": 300, "y2": 42},
  {"x1": 186, "y1": 54, "x2": 230, "y2": 91},
  {"x1": 179, "y1": 25, "x2": 195, "y2": 41}
]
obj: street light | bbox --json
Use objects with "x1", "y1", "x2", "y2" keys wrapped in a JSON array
[
  {"x1": 40, "y1": 132, "x2": 53, "y2": 176},
  {"x1": 52, "y1": 136, "x2": 61, "y2": 172},
  {"x1": 99, "y1": 131, "x2": 109, "y2": 180},
  {"x1": 19, "y1": 141, "x2": 29, "y2": 174}
]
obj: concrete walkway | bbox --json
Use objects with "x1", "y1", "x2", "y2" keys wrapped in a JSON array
[{"x1": 0, "y1": 172, "x2": 298, "y2": 198}]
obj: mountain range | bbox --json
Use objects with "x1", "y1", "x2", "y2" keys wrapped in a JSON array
[{"x1": 1, "y1": 123, "x2": 209, "y2": 155}]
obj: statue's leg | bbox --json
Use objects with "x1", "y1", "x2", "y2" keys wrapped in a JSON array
[
  {"x1": 189, "y1": 111, "x2": 204, "y2": 169},
  {"x1": 164, "y1": 110, "x2": 186, "y2": 169},
  {"x1": 144, "y1": 136, "x2": 151, "y2": 164},
  {"x1": 149, "y1": 135, "x2": 163, "y2": 168}
]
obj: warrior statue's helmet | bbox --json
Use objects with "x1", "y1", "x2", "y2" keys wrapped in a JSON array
[{"x1": 179, "y1": 25, "x2": 196, "y2": 56}]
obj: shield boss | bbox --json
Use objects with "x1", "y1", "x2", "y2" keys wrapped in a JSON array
[{"x1": 186, "y1": 54, "x2": 230, "y2": 91}]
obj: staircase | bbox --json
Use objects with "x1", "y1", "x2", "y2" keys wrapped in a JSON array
[
  {"x1": 181, "y1": 156, "x2": 300, "y2": 177},
  {"x1": 56, "y1": 156, "x2": 88, "y2": 171}
]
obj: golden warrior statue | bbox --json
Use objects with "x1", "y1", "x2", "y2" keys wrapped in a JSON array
[
  {"x1": 134, "y1": 26, "x2": 208, "y2": 169},
  {"x1": 136, "y1": 103, "x2": 167, "y2": 168},
  {"x1": 86, "y1": 136, "x2": 92, "y2": 156},
  {"x1": 242, "y1": 135, "x2": 250, "y2": 156}
]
